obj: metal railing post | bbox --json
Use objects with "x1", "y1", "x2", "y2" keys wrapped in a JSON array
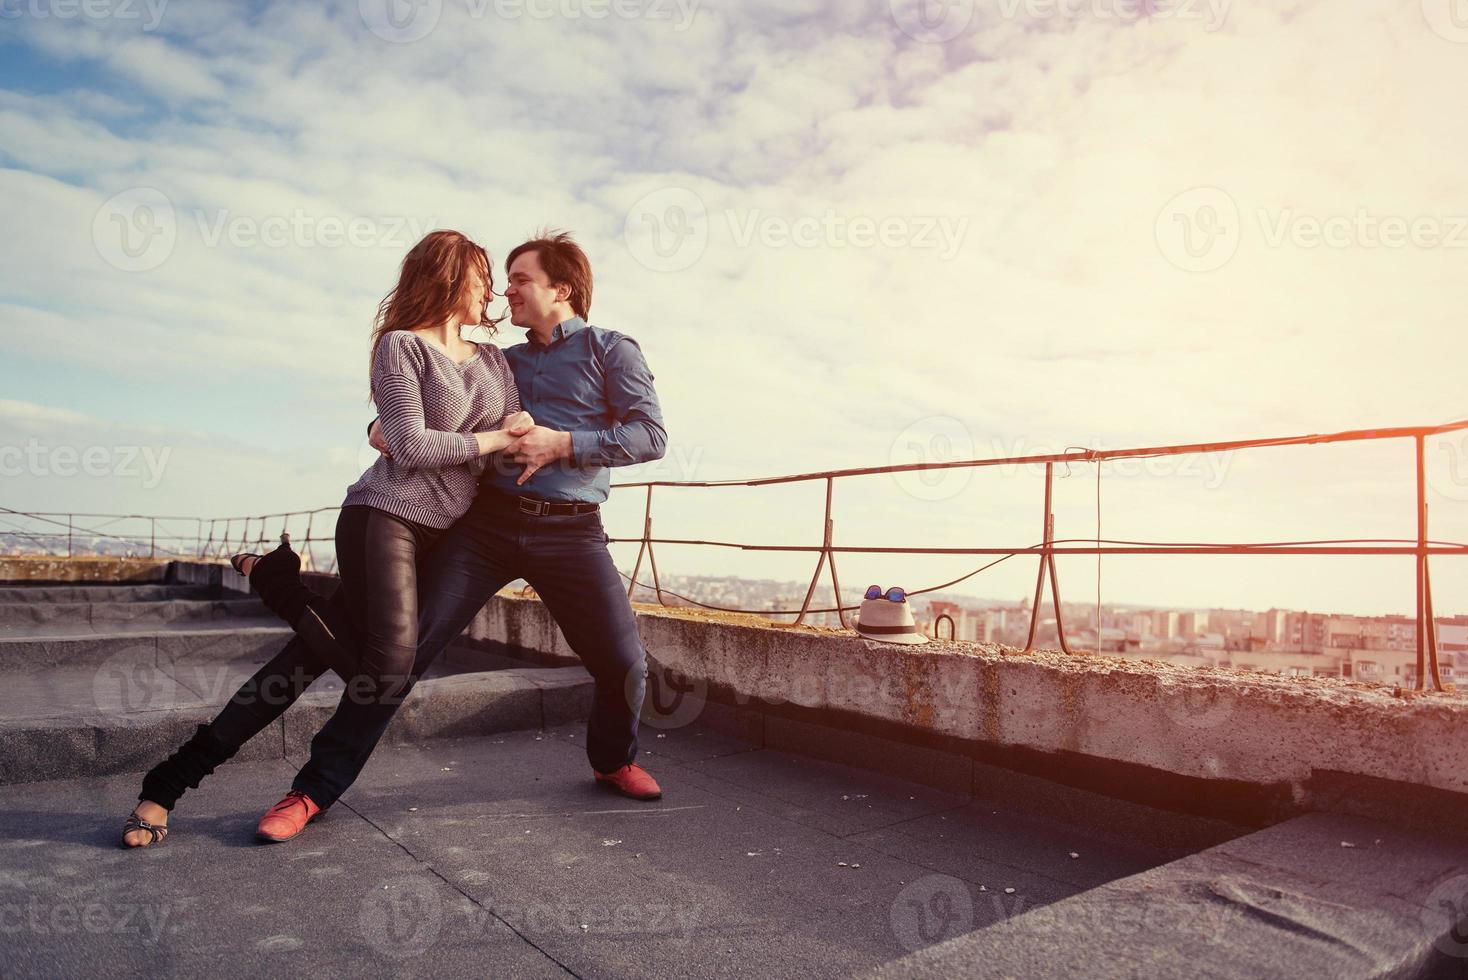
[
  {"x1": 1415, "y1": 434, "x2": 1444, "y2": 691},
  {"x1": 1047, "y1": 510, "x2": 1072, "y2": 654},
  {"x1": 627, "y1": 486, "x2": 658, "y2": 603},
  {"x1": 826, "y1": 496, "x2": 849, "y2": 630},
  {"x1": 794, "y1": 478, "x2": 836, "y2": 626},
  {"x1": 1023, "y1": 462, "x2": 1072, "y2": 654}
]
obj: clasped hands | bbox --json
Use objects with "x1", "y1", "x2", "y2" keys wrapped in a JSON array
[{"x1": 368, "y1": 411, "x2": 573, "y2": 486}]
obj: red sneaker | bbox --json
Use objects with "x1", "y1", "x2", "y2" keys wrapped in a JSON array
[
  {"x1": 594, "y1": 763, "x2": 662, "y2": 801},
  {"x1": 256, "y1": 790, "x2": 321, "y2": 843}
]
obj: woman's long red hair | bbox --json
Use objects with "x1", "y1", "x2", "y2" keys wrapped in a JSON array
[{"x1": 369, "y1": 230, "x2": 499, "y2": 397}]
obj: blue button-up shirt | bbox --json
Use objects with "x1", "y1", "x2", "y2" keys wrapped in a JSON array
[{"x1": 482, "y1": 317, "x2": 667, "y2": 503}]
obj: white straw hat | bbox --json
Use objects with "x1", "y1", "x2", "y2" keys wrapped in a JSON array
[{"x1": 855, "y1": 595, "x2": 929, "y2": 645}]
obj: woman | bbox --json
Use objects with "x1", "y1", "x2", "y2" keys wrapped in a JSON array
[{"x1": 122, "y1": 229, "x2": 527, "y2": 847}]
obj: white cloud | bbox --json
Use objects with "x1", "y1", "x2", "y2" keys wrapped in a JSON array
[{"x1": 1, "y1": 0, "x2": 1465, "y2": 614}]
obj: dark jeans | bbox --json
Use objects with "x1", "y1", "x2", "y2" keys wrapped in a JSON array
[
  {"x1": 140, "y1": 505, "x2": 438, "y2": 811},
  {"x1": 289, "y1": 493, "x2": 648, "y2": 805}
]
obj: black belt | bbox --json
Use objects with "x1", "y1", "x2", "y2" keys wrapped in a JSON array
[{"x1": 493, "y1": 494, "x2": 599, "y2": 517}]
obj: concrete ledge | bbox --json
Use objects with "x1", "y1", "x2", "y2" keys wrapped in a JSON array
[
  {"x1": 0, "y1": 557, "x2": 171, "y2": 584},
  {"x1": 869, "y1": 812, "x2": 1468, "y2": 980},
  {"x1": 166, "y1": 559, "x2": 224, "y2": 590},
  {"x1": 443, "y1": 592, "x2": 1468, "y2": 836}
]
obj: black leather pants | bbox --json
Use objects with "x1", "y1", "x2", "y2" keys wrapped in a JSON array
[
  {"x1": 139, "y1": 505, "x2": 440, "y2": 810},
  {"x1": 333, "y1": 505, "x2": 442, "y2": 695}
]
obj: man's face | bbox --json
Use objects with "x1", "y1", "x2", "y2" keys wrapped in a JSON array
[{"x1": 504, "y1": 250, "x2": 564, "y2": 329}]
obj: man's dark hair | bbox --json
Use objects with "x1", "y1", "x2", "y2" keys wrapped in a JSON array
[{"x1": 506, "y1": 229, "x2": 592, "y2": 319}]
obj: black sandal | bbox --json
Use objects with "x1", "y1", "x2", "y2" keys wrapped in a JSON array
[
  {"x1": 229, "y1": 552, "x2": 262, "y2": 576},
  {"x1": 230, "y1": 533, "x2": 291, "y2": 578},
  {"x1": 121, "y1": 811, "x2": 169, "y2": 848}
]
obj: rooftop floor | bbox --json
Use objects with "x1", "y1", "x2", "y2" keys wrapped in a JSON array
[
  {"x1": 9, "y1": 568, "x2": 1468, "y2": 978},
  {"x1": 2, "y1": 721, "x2": 1178, "y2": 978}
]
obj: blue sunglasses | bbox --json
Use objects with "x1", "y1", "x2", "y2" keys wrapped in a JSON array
[{"x1": 865, "y1": 585, "x2": 907, "y2": 603}]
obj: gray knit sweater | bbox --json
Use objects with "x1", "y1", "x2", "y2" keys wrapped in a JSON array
[{"x1": 342, "y1": 330, "x2": 519, "y2": 529}]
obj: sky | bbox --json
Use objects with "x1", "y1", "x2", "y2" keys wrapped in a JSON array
[{"x1": 1, "y1": 0, "x2": 1466, "y2": 616}]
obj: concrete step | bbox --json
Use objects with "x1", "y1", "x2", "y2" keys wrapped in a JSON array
[
  {"x1": 0, "y1": 619, "x2": 296, "y2": 671},
  {"x1": 0, "y1": 663, "x2": 594, "y2": 784},
  {"x1": 0, "y1": 617, "x2": 561, "y2": 674},
  {"x1": 0, "y1": 583, "x2": 218, "y2": 603},
  {"x1": 0, "y1": 597, "x2": 270, "y2": 629},
  {"x1": 870, "y1": 811, "x2": 1468, "y2": 980}
]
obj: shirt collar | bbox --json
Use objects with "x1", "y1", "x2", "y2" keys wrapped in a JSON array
[{"x1": 539, "y1": 316, "x2": 587, "y2": 346}]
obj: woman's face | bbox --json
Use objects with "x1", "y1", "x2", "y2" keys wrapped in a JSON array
[{"x1": 460, "y1": 262, "x2": 491, "y2": 326}]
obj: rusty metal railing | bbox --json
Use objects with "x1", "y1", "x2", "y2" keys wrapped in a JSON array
[
  {"x1": 609, "y1": 419, "x2": 1468, "y2": 692},
  {"x1": 4, "y1": 419, "x2": 1466, "y2": 690},
  {"x1": 0, "y1": 506, "x2": 342, "y2": 573}
]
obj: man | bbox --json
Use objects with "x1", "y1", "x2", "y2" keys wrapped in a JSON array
[{"x1": 258, "y1": 231, "x2": 668, "y2": 841}]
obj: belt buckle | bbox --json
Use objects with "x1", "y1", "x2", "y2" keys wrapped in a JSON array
[{"x1": 518, "y1": 497, "x2": 546, "y2": 516}]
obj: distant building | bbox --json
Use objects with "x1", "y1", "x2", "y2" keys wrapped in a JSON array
[
  {"x1": 1441, "y1": 624, "x2": 1468, "y2": 670},
  {"x1": 1178, "y1": 610, "x2": 1210, "y2": 636},
  {"x1": 1151, "y1": 610, "x2": 1182, "y2": 639},
  {"x1": 1325, "y1": 616, "x2": 1365, "y2": 650}
]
